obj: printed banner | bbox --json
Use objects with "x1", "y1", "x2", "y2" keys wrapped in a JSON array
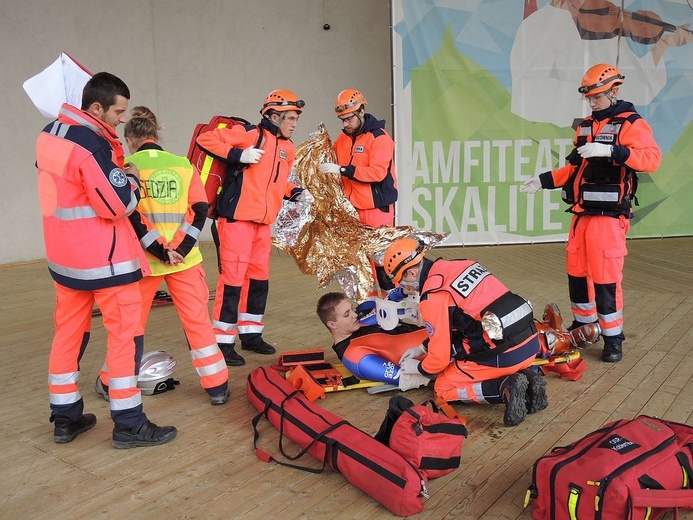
[{"x1": 392, "y1": 0, "x2": 693, "y2": 244}]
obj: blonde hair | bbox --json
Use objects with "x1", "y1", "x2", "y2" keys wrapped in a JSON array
[{"x1": 124, "y1": 105, "x2": 160, "y2": 141}]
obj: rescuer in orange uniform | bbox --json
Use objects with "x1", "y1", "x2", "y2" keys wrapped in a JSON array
[
  {"x1": 521, "y1": 64, "x2": 662, "y2": 363},
  {"x1": 319, "y1": 89, "x2": 398, "y2": 295},
  {"x1": 35, "y1": 72, "x2": 177, "y2": 448},
  {"x1": 92, "y1": 106, "x2": 229, "y2": 406},
  {"x1": 196, "y1": 90, "x2": 307, "y2": 366},
  {"x1": 383, "y1": 239, "x2": 548, "y2": 427}
]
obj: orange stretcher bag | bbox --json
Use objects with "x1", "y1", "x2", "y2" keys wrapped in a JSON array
[{"x1": 247, "y1": 366, "x2": 427, "y2": 517}]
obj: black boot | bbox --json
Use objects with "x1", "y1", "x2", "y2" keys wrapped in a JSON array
[
  {"x1": 112, "y1": 420, "x2": 177, "y2": 449},
  {"x1": 241, "y1": 337, "x2": 276, "y2": 355},
  {"x1": 500, "y1": 373, "x2": 529, "y2": 427},
  {"x1": 521, "y1": 369, "x2": 549, "y2": 414},
  {"x1": 51, "y1": 413, "x2": 97, "y2": 443},
  {"x1": 219, "y1": 343, "x2": 245, "y2": 366},
  {"x1": 601, "y1": 343, "x2": 623, "y2": 362}
]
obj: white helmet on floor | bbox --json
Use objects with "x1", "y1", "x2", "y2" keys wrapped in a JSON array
[{"x1": 138, "y1": 351, "x2": 178, "y2": 395}]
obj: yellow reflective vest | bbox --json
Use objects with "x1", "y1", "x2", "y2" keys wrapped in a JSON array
[{"x1": 128, "y1": 147, "x2": 205, "y2": 276}]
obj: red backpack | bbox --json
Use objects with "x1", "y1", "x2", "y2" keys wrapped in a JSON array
[
  {"x1": 375, "y1": 396, "x2": 468, "y2": 480},
  {"x1": 186, "y1": 115, "x2": 250, "y2": 218},
  {"x1": 526, "y1": 415, "x2": 693, "y2": 519}
]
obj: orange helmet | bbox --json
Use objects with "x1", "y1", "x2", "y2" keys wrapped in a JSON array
[
  {"x1": 261, "y1": 89, "x2": 305, "y2": 116},
  {"x1": 334, "y1": 89, "x2": 367, "y2": 117},
  {"x1": 384, "y1": 238, "x2": 427, "y2": 285},
  {"x1": 578, "y1": 64, "x2": 624, "y2": 95}
]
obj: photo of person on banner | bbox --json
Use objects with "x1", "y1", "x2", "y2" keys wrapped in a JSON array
[{"x1": 511, "y1": 0, "x2": 693, "y2": 128}]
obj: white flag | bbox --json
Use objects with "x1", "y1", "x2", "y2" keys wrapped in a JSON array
[{"x1": 23, "y1": 53, "x2": 92, "y2": 119}]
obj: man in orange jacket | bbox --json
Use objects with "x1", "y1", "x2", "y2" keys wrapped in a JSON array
[
  {"x1": 35, "y1": 72, "x2": 177, "y2": 448},
  {"x1": 521, "y1": 64, "x2": 662, "y2": 363},
  {"x1": 196, "y1": 90, "x2": 307, "y2": 366},
  {"x1": 383, "y1": 238, "x2": 548, "y2": 427},
  {"x1": 319, "y1": 89, "x2": 398, "y2": 296}
]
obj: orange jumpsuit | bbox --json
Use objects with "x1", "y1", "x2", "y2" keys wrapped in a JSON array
[
  {"x1": 415, "y1": 258, "x2": 540, "y2": 403},
  {"x1": 36, "y1": 103, "x2": 150, "y2": 428},
  {"x1": 118, "y1": 142, "x2": 228, "y2": 398},
  {"x1": 196, "y1": 118, "x2": 298, "y2": 347},
  {"x1": 538, "y1": 100, "x2": 661, "y2": 346},
  {"x1": 333, "y1": 113, "x2": 398, "y2": 293}
]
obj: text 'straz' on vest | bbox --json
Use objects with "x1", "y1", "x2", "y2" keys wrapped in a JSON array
[{"x1": 452, "y1": 262, "x2": 490, "y2": 298}]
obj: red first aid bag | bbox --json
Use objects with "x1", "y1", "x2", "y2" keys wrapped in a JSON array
[
  {"x1": 526, "y1": 415, "x2": 693, "y2": 520},
  {"x1": 247, "y1": 367, "x2": 427, "y2": 517},
  {"x1": 375, "y1": 396, "x2": 467, "y2": 480},
  {"x1": 186, "y1": 115, "x2": 250, "y2": 218}
]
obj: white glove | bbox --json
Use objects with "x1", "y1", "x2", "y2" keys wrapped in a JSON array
[
  {"x1": 240, "y1": 147, "x2": 265, "y2": 164},
  {"x1": 298, "y1": 189, "x2": 314, "y2": 204},
  {"x1": 399, "y1": 345, "x2": 427, "y2": 365},
  {"x1": 319, "y1": 163, "x2": 341, "y2": 175},
  {"x1": 400, "y1": 357, "x2": 422, "y2": 375},
  {"x1": 398, "y1": 370, "x2": 430, "y2": 392},
  {"x1": 520, "y1": 176, "x2": 542, "y2": 194},
  {"x1": 577, "y1": 143, "x2": 612, "y2": 159}
]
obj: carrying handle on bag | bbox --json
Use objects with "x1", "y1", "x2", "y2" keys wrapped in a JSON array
[
  {"x1": 251, "y1": 393, "x2": 346, "y2": 474},
  {"x1": 629, "y1": 488, "x2": 693, "y2": 518},
  {"x1": 431, "y1": 395, "x2": 467, "y2": 425}
]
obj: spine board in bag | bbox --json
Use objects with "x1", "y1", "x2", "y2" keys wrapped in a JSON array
[
  {"x1": 246, "y1": 366, "x2": 426, "y2": 517},
  {"x1": 527, "y1": 415, "x2": 693, "y2": 520}
]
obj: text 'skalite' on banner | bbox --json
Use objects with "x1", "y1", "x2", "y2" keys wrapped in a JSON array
[{"x1": 391, "y1": 0, "x2": 693, "y2": 245}]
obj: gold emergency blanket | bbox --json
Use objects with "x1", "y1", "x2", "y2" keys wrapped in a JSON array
[{"x1": 273, "y1": 124, "x2": 448, "y2": 302}]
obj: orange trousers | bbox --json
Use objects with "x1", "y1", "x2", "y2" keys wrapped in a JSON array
[
  {"x1": 566, "y1": 214, "x2": 629, "y2": 344},
  {"x1": 138, "y1": 264, "x2": 228, "y2": 397},
  {"x1": 434, "y1": 335, "x2": 540, "y2": 403},
  {"x1": 357, "y1": 205, "x2": 396, "y2": 296},
  {"x1": 212, "y1": 219, "x2": 271, "y2": 346},
  {"x1": 49, "y1": 282, "x2": 146, "y2": 428}
]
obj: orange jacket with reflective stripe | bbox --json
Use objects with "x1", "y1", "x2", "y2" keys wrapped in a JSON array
[
  {"x1": 418, "y1": 258, "x2": 535, "y2": 376},
  {"x1": 36, "y1": 104, "x2": 148, "y2": 290},
  {"x1": 196, "y1": 119, "x2": 296, "y2": 224},
  {"x1": 333, "y1": 114, "x2": 397, "y2": 210}
]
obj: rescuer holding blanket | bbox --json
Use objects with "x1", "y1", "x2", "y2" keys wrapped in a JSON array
[
  {"x1": 521, "y1": 64, "x2": 661, "y2": 363},
  {"x1": 383, "y1": 238, "x2": 548, "y2": 427}
]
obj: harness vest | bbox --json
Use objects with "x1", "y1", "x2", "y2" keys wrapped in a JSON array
[
  {"x1": 563, "y1": 113, "x2": 641, "y2": 217},
  {"x1": 127, "y1": 149, "x2": 204, "y2": 276},
  {"x1": 421, "y1": 260, "x2": 535, "y2": 361}
]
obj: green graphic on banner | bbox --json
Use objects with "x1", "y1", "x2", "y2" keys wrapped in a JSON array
[{"x1": 404, "y1": 27, "x2": 693, "y2": 243}]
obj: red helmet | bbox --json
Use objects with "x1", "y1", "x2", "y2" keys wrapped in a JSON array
[
  {"x1": 578, "y1": 64, "x2": 624, "y2": 95},
  {"x1": 384, "y1": 238, "x2": 427, "y2": 285},
  {"x1": 261, "y1": 89, "x2": 305, "y2": 115},
  {"x1": 334, "y1": 89, "x2": 367, "y2": 117}
]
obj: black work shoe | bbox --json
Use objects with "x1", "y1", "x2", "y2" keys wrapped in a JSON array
[
  {"x1": 219, "y1": 343, "x2": 245, "y2": 366},
  {"x1": 501, "y1": 373, "x2": 529, "y2": 427},
  {"x1": 51, "y1": 413, "x2": 97, "y2": 443},
  {"x1": 521, "y1": 369, "x2": 549, "y2": 414},
  {"x1": 94, "y1": 376, "x2": 110, "y2": 402},
  {"x1": 112, "y1": 420, "x2": 177, "y2": 449},
  {"x1": 601, "y1": 343, "x2": 623, "y2": 363},
  {"x1": 210, "y1": 389, "x2": 230, "y2": 406},
  {"x1": 241, "y1": 338, "x2": 276, "y2": 355}
]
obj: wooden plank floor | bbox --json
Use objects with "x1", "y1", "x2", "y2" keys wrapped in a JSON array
[{"x1": 0, "y1": 237, "x2": 691, "y2": 519}]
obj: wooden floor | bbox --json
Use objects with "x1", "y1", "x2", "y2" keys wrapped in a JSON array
[{"x1": 1, "y1": 237, "x2": 691, "y2": 519}]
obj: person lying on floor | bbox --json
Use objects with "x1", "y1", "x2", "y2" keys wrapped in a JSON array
[{"x1": 316, "y1": 292, "x2": 431, "y2": 391}]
